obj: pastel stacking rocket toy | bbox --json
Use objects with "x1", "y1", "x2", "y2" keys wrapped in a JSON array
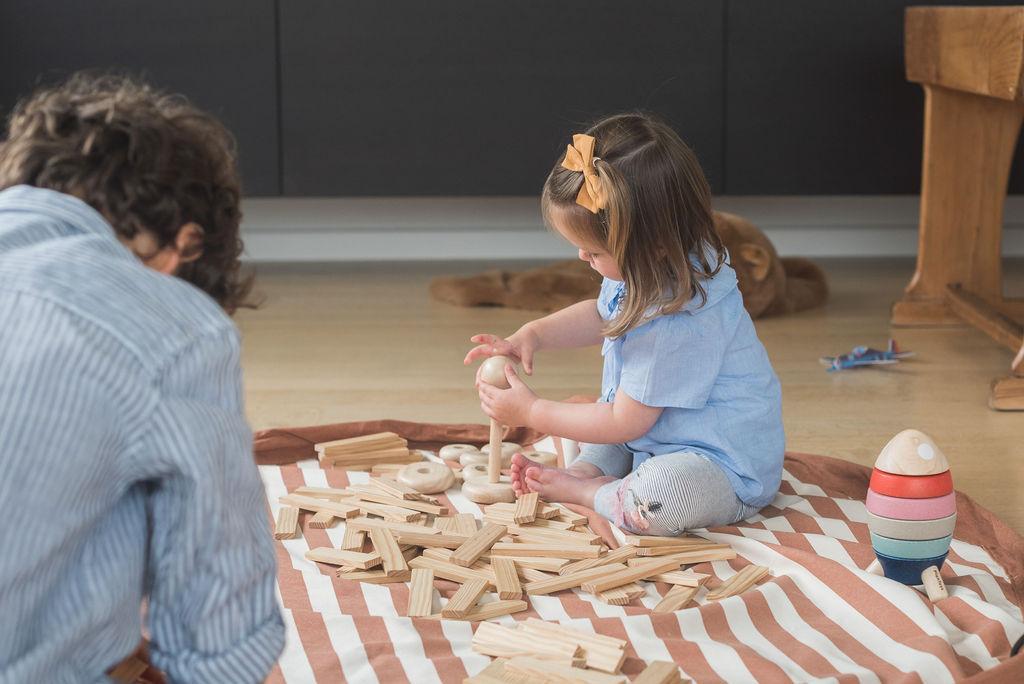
[{"x1": 865, "y1": 429, "x2": 955, "y2": 601}]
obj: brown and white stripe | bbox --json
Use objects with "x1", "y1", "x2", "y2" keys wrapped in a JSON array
[{"x1": 260, "y1": 459, "x2": 1023, "y2": 683}]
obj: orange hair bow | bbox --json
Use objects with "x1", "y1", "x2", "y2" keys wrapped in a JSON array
[{"x1": 561, "y1": 133, "x2": 606, "y2": 213}]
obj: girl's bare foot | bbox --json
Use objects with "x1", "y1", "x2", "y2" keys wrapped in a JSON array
[{"x1": 510, "y1": 452, "x2": 613, "y2": 508}]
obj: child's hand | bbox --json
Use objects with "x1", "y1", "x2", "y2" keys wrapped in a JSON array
[
  {"x1": 463, "y1": 326, "x2": 540, "y2": 375},
  {"x1": 478, "y1": 364, "x2": 538, "y2": 427}
]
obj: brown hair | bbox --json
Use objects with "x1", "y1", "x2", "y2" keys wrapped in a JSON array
[
  {"x1": 542, "y1": 112, "x2": 724, "y2": 337},
  {"x1": 0, "y1": 72, "x2": 253, "y2": 313}
]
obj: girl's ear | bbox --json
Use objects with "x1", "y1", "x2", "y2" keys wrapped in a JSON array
[{"x1": 174, "y1": 222, "x2": 205, "y2": 264}]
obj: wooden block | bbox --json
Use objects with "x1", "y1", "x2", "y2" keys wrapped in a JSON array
[
  {"x1": 494, "y1": 556, "x2": 569, "y2": 573},
  {"x1": 472, "y1": 622, "x2": 581, "y2": 661},
  {"x1": 370, "y1": 476, "x2": 421, "y2": 500},
  {"x1": 550, "y1": 503, "x2": 588, "y2": 525},
  {"x1": 315, "y1": 431, "x2": 405, "y2": 453},
  {"x1": 486, "y1": 515, "x2": 576, "y2": 531},
  {"x1": 580, "y1": 557, "x2": 683, "y2": 594},
  {"x1": 524, "y1": 563, "x2": 629, "y2": 596},
  {"x1": 349, "y1": 490, "x2": 449, "y2": 516},
  {"x1": 274, "y1": 506, "x2": 300, "y2": 540},
  {"x1": 519, "y1": 618, "x2": 627, "y2": 674},
  {"x1": 536, "y1": 503, "x2": 561, "y2": 519},
  {"x1": 442, "y1": 578, "x2": 489, "y2": 618},
  {"x1": 624, "y1": 534, "x2": 714, "y2": 548},
  {"x1": 341, "y1": 526, "x2": 367, "y2": 551},
  {"x1": 409, "y1": 555, "x2": 495, "y2": 587},
  {"x1": 292, "y1": 485, "x2": 351, "y2": 502},
  {"x1": 336, "y1": 568, "x2": 411, "y2": 583},
  {"x1": 371, "y1": 463, "x2": 407, "y2": 476},
  {"x1": 506, "y1": 525, "x2": 602, "y2": 546},
  {"x1": 452, "y1": 513, "x2": 479, "y2": 536},
  {"x1": 491, "y1": 557, "x2": 522, "y2": 600},
  {"x1": 451, "y1": 523, "x2": 507, "y2": 568},
  {"x1": 635, "y1": 542, "x2": 730, "y2": 557},
  {"x1": 706, "y1": 565, "x2": 769, "y2": 601},
  {"x1": 463, "y1": 658, "x2": 508, "y2": 684},
  {"x1": 646, "y1": 569, "x2": 710, "y2": 587},
  {"x1": 632, "y1": 660, "x2": 683, "y2": 684},
  {"x1": 922, "y1": 565, "x2": 949, "y2": 601},
  {"x1": 559, "y1": 545, "x2": 637, "y2": 576},
  {"x1": 396, "y1": 531, "x2": 470, "y2": 548},
  {"x1": 279, "y1": 494, "x2": 360, "y2": 519},
  {"x1": 513, "y1": 492, "x2": 540, "y2": 524},
  {"x1": 629, "y1": 547, "x2": 736, "y2": 566},
  {"x1": 433, "y1": 516, "x2": 455, "y2": 532},
  {"x1": 489, "y1": 543, "x2": 602, "y2": 559},
  {"x1": 368, "y1": 527, "x2": 408, "y2": 576},
  {"x1": 351, "y1": 500, "x2": 421, "y2": 522},
  {"x1": 346, "y1": 517, "x2": 442, "y2": 536},
  {"x1": 321, "y1": 447, "x2": 416, "y2": 466},
  {"x1": 517, "y1": 566, "x2": 558, "y2": 583},
  {"x1": 596, "y1": 583, "x2": 645, "y2": 605},
  {"x1": 305, "y1": 547, "x2": 381, "y2": 570},
  {"x1": 427, "y1": 599, "x2": 527, "y2": 622},
  {"x1": 407, "y1": 567, "x2": 435, "y2": 617},
  {"x1": 309, "y1": 510, "x2": 337, "y2": 529},
  {"x1": 653, "y1": 584, "x2": 700, "y2": 613},
  {"x1": 503, "y1": 656, "x2": 627, "y2": 683}
]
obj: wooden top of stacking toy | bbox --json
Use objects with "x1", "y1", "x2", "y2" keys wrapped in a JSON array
[
  {"x1": 480, "y1": 355, "x2": 513, "y2": 389},
  {"x1": 874, "y1": 429, "x2": 949, "y2": 476}
]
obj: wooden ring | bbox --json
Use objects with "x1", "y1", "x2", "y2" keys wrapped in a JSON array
[
  {"x1": 869, "y1": 469, "x2": 953, "y2": 498},
  {"x1": 461, "y1": 450, "x2": 511, "y2": 468},
  {"x1": 870, "y1": 532, "x2": 952, "y2": 560},
  {"x1": 520, "y1": 450, "x2": 557, "y2": 466},
  {"x1": 462, "y1": 478, "x2": 516, "y2": 504},
  {"x1": 866, "y1": 511, "x2": 957, "y2": 540},
  {"x1": 874, "y1": 552, "x2": 948, "y2": 586},
  {"x1": 439, "y1": 444, "x2": 480, "y2": 461},
  {"x1": 866, "y1": 490, "x2": 956, "y2": 520},
  {"x1": 461, "y1": 463, "x2": 490, "y2": 481},
  {"x1": 397, "y1": 461, "x2": 456, "y2": 494}
]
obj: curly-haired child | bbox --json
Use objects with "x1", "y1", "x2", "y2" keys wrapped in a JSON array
[{"x1": 0, "y1": 74, "x2": 283, "y2": 681}]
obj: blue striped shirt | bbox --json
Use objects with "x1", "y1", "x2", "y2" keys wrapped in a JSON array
[{"x1": 0, "y1": 186, "x2": 284, "y2": 683}]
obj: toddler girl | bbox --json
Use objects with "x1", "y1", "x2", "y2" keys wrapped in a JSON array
[{"x1": 466, "y1": 113, "x2": 784, "y2": 536}]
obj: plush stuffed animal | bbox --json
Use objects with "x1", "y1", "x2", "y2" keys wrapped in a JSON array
[{"x1": 429, "y1": 210, "x2": 828, "y2": 319}]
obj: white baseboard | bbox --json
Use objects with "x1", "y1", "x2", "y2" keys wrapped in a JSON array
[{"x1": 239, "y1": 195, "x2": 1024, "y2": 261}]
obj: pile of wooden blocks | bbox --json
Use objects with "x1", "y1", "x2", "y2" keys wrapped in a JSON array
[
  {"x1": 467, "y1": 652, "x2": 685, "y2": 684},
  {"x1": 314, "y1": 431, "x2": 421, "y2": 469}
]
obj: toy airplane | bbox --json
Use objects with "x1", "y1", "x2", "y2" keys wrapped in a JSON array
[{"x1": 821, "y1": 339, "x2": 914, "y2": 372}]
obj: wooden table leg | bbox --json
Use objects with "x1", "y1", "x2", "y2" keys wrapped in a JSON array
[{"x1": 891, "y1": 85, "x2": 1024, "y2": 326}]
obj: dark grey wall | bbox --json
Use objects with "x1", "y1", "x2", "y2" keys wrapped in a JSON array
[
  {"x1": 0, "y1": 0, "x2": 280, "y2": 195},
  {"x1": 3, "y1": 1, "x2": 1023, "y2": 197}
]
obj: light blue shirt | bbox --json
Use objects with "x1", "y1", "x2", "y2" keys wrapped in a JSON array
[
  {"x1": 598, "y1": 259, "x2": 784, "y2": 507},
  {"x1": 0, "y1": 186, "x2": 284, "y2": 683}
]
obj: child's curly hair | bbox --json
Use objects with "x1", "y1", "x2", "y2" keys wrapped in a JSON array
[{"x1": 0, "y1": 72, "x2": 253, "y2": 313}]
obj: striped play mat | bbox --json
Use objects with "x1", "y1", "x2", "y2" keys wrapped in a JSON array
[{"x1": 259, "y1": 447, "x2": 1024, "y2": 683}]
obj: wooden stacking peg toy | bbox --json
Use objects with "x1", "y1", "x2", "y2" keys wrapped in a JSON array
[
  {"x1": 865, "y1": 429, "x2": 955, "y2": 601},
  {"x1": 462, "y1": 355, "x2": 517, "y2": 504}
]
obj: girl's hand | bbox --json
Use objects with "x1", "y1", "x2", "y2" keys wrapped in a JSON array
[
  {"x1": 478, "y1": 364, "x2": 538, "y2": 427},
  {"x1": 463, "y1": 325, "x2": 540, "y2": 375}
]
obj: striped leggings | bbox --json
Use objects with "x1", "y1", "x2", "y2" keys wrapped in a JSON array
[{"x1": 580, "y1": 443, "x2": 761, "y2": 536}]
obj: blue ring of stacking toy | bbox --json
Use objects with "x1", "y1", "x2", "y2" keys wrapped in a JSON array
[
  {"x1": 870, "y1": 532, "x2": 952, "y2": 559},
  {"x1": 875, "y1": 551, "x2": 948, "y2": 585}
]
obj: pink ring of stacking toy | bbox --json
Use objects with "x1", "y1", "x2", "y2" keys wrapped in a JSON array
[
  {"x1": 869, "y1": 469, "x2": 953, "y2": 498},
  {"x1": 865, "y1": 490, "x2": 956, "y2": 520}
]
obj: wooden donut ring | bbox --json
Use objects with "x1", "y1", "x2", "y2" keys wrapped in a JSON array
[
  {"x1": 439, "y1": 444, "x2": 480, "y2": 461},
  {"x1": 520, "y1": 450, "x2": 557, "y2": 466},
  {"x1": 462, "y1": 478, "x2": 516, "y2": 504},
  {"x1": 481, "y1": 442, "x2": 521, "y2": 458},
  {"x1": 460, "y1": 449, "x2": 510, "y2": 468},
  {"x1": 397, "y1": 461, "x2": 456, "y2": 494},
  {"x1": 461, "y1": 463, "x2": 490, "y2": 481}
]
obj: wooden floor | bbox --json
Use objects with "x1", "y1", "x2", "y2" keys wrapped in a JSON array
[{"x1": 237, "y1": 258, "x2": 1024, "y2": 533}]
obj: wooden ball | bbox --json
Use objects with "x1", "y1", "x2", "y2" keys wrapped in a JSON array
[
  {"x1": 480, "y1": 355, "x2": 513, "y2": 389},
  {"x1": 874, "y1": 429, "x2": 949, "y2": 476}
]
